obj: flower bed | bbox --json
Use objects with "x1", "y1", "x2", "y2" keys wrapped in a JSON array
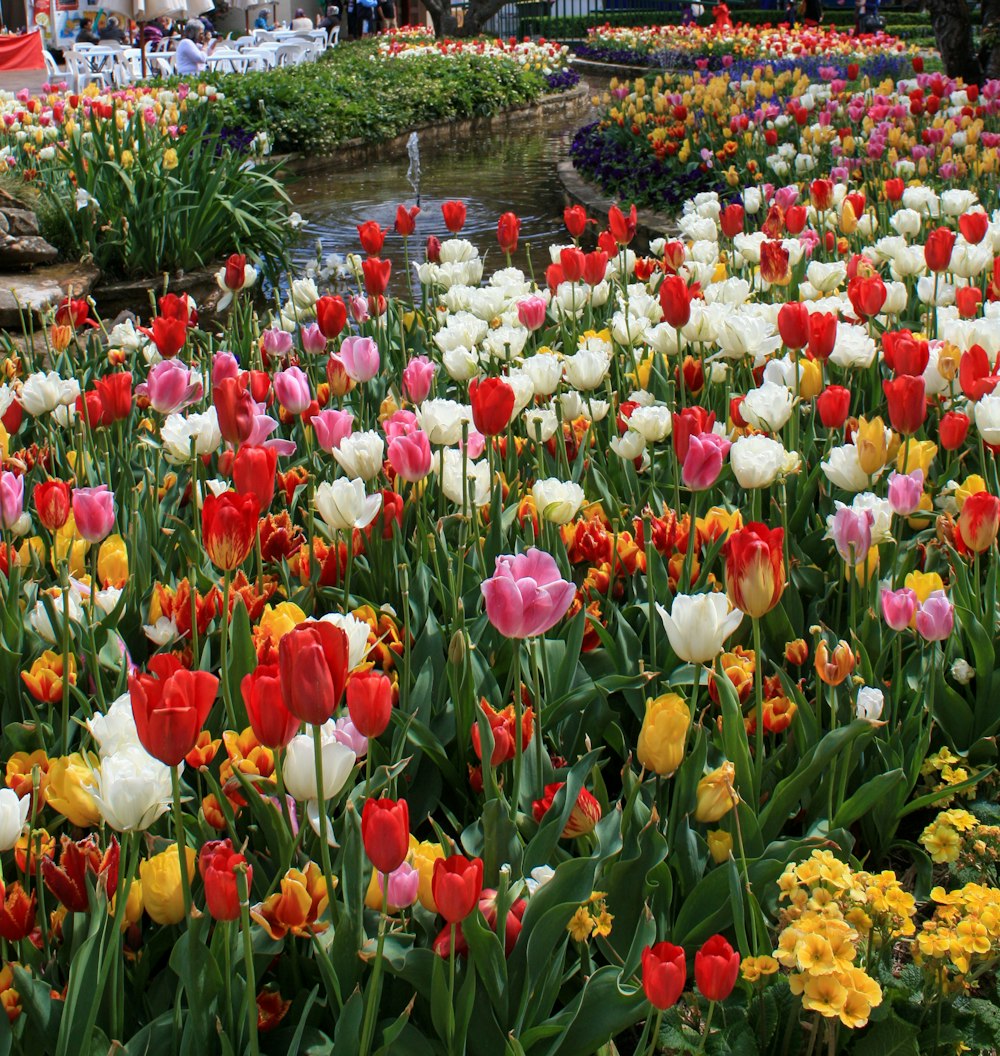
[
  {"x1": 0, "y1": 150, "x2": 998, "y2": 1051},
  {"x1": 571, "y1": 64, "x2": 1000, "y2": 211},
  {"x1": 574, "y1": 20, "x2": 917, "y2": 70}
]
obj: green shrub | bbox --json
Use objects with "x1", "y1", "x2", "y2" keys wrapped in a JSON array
[{"x1": 206, "y1": 43, "x2": 549, "y2": 156}]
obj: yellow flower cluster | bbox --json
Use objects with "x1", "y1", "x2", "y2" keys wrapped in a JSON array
[
  {"x1": 567, "y1": 891, "x2": 614, "y2": 943},
  {"x1": 916, "y1": 884, "x2": 1000, "y2": 978},
  {"x1": 771, "y1": 850, "x2": 917, "y2": 1029},
  {"x1": 920, "y1": 747, "x2": 976, "y2": 807},
  {"x1": 920, "y1": 807, "x2": 980, "y2": 864}
]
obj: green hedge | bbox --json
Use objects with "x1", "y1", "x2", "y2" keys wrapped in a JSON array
[{"x1": 206, "y1": 42, "x2": 549, "y2": 156}]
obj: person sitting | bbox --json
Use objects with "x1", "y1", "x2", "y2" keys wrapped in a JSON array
[
  {"x1": 254, "y1": 12, "x2": 273, "y2": 29},
  {"x1": 75, "y1": 17, "x2": 101, "y2": 44},
  {"x1": 318, "y1": 4, "x2": 340, "y2": 30},
  {"x1": 175, "y1": 19, "x2": 217, "y2": 74},
  {"x1": 98, "y1": 15, "x2": 128, "y2": 42},
  {"x1": 290, "y1": 7, "x2": 314, "y2": 29},
  {"x1": 141, "y1": 17, "x2": 164, "y2": 45}
]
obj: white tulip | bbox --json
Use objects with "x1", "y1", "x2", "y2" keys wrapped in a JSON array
[
  {"x1": 332, "y1": 431, "x2": 384, "y2": 481},
  {"x1": 315, "y1": 478, "x2": 382, "y2": 532},
  {"x1": 627, "y1": 405, "x2": 673, "y2": 443},
  {"x1": 822, "y1": 444, "x2": 880, "y2": 492},
  {"x1": 89, "y1": 745, "x2": 173, "y2": 832},
  {"x1": 319, "y1": 612, "x2": 372, "y2": 669},
  {"x1": 656, "y1": 593, "x2": 743, "y2": 664},
  {"x1": 88, "y1": 694, "x2": 141, "y2": 757},
  {"x1": 283, "y1": 733, "x2": 356, "y2": 802},
  {"x1": 730, "y1": 434, "x2": 789, "y2": 488},
  {"x1": 741, "y1": 380, "x2": 794, "y2": 432},
  {"x1": 0, "y1": 788, "x2": 29, "y2": 851},
  {"x1": 532, "y1": 478, "x2": 585, "y2": 524},
  {"x1": 521, "y1": 353, "x2": 563, "y2": 396},
  {"x1": 563, "y1": 347, "x2": 610, "y2": 391},
  {"x1": 417, "y1": 399, "x2": 471, "y2": 445},
  {"x1": 18, "y1": 371, "x2": 80, "y2": 416},
  {"x1": 161, "y1": 408, "x2": 222, "y2": 464},
  {"x1": 975, "y1": 392, "x2": 1000, "y2": 445},
  {"x1": 855, "y1": 686, "x2": 884, "y2": 722}
]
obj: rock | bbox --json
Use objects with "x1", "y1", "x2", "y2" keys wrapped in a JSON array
[
  {"x1": 0, "y1": 235, "x2": 59, "y2": 268},
  {"x1": 0, "y1": 209, "x2": 40, "y2": 237},
  {"x1": 0, "y1": 261, "x2": 100, "y2": 329}
]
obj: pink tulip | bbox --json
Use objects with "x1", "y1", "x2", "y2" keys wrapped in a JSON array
[
  {"x1": 300, "y1": 323, "x2": 327, "y2": 355},
  {"x1": 516, "y1": 296, "x2": 548, "y2": 332},
  {"x1": 273, "y1": 366, "x2": 311, "y2": 416},
  {"x1": 383, "y1": 409, "x2": 419, "y2": 442},
  {"x1": 212, "y1": 352, "x2": 240, "y2": 386},
  {"x1": 338, "y1": 336, "x2": 380, "y2": 383},
  {"x1": 887, "y1": 470, "x2": 923, "y2": 517},
  {"x1": 261, "y1": 328, "x2": 293, "y2": 359},
  {"x1": 880, "y1": 587, "x2": 917, "y2": 631},
  {"x1": 682, "y1": 433, "x2": 729, "y2": 491},
  {"x1": 481, "y1": 548, "x2": 576, "y2": 639},
  {"x1": 349, "y1": 294, "x2": 370, "y2": 324},
  {"x1": 830, "y1": 506, "x2": 874, "y2": 564},
  {"x1": 402, "y1": 356, "x2": 436, "y2": 404},
  {"x1": 140, "y1": 360, "x2": 202, "y2": 414},
  {"x1": 311, "y1": 409, "x2": 354, "y2": 453},
  {"x1": 374, "y1": 862, "x2": 420, "y2": 910},
  {"x1": 72, "y1": 484, "x2": 115, "y2": 543},
  {"x1": 916, "y1": 591, "x2": 954, "y2": 642},
  {"x1": 774, "y1": 185, "x2": 799, "y2": 211},
  {"x1": 0, "y1": 471, "x2": 23, "y2": 530},
  {"x1": 389, "y1": 430, "x2": 433, "y2": 482},
  {"x1": 332, "y1": 715, "x2": 368, "y2": 757},
  {"x1": 462, "y1": 430, "x2": 486, "y2": 461}
]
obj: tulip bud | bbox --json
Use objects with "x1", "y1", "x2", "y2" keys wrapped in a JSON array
[
  {"x1": 694, "y1": 762, "x2": 739, "y2": 824},
  {"x1": 814, "y1": 639, "x2": 855, "y2": 685},
  {"x1": 637, "y1": 693, "x2": 690, "y2": 777},
  {"x1": 706, "y1": 829, "x2": 733, "y2": 864}
]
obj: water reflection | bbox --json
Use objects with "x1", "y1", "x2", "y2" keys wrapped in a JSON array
[{"x1": 285, "y1": 102, "x2": 597, "y2": 291}]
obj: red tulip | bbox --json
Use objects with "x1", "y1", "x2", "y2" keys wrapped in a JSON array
[
  {"x1": 34, "y1": 479, "x2": 71, "y2": 531},
  {"x1": 847, "y1": 62, "x2": 859, "y2": 80},
  {"x1": 939, "y1": 410, "x2": 970, "y2": 451},
  {"x1": 158, "y1": 293, "x2": 194, "y2": 325},
  {"x1": 958, "y1": 491, "x2": 1000, "y2": 553},
  {"x1": 957, "y1": 212, "x2": 989, "y2": 246},
  {"x1": 42, "y1": 835, "x2": 118, "y2": 913},
  {"x1": 202, "y1": 490, "x2": 260, "y2": 571},
  {"x1": 810, "y1": 179, "x2": 834, "y2": 211},
  {"x1": 394, "y1": 204, "x2": 420, "y2": 237},
  {"x1": 816, "y1": 385, "x2": 851, "y2": 428},
  {"x1": 560, "y1": 246, "x2": 585, "y2": 283},
  {"x1": 77, "y1": 389, "x2": 108, "y2": 429},
  {"x1": 199, "y1": 839, "x2": 250, "y2": 921},
  {"x1": 233, "y1": 444, "x2": 278, "y2": 511},
  {"x1": 694, "y1": 934, "x2": 740, "y2": 1001},
  {"x1": 242, "y1": 663, "x2": 299, "y2": 748},
  {"x1": 362, "y1": 257, "x2": 391, "y2": 299},
  {"x1": 147, "y1": 316, "x2": 187, "y2": 358},
  {"x1": 0, "y1": 884, "x2": 35, "y2": 942},
  {"x1": 924, "y1": 227, "x2": 956, "y2": 272},
  {"x1": 357, "y1": 220, "x2": 386, "y2": 256},
  {"x1": 214, "y1": 376, "x2": 255, "y2": 446},
  {"x1": 672, "y1": 406, "x2": 715, "y2": 462},
  {"x1": 223, "y1": 253, "x2": 247, "y2": 292},
  {"x1": 497, "y1": 212, "x2": 520, "y2": 254},
  {"x1": 759, "y1": 241, "x2": 790, "y2": 285},
  {"x1": 608, "y1": 203, "x2": 637, "y2": 246},
  {"x1": 882, "y1": 330, "x2": 929, "y2": 376},
  {"x1": 361, "y1": 797, "x2": 410, "y2": 874},
  {"x1": 725, "y1": 522, "x2": 785, "y2": 618},
  {"x1": 129, "y1": 660, "x2": 219, "y2": 767},
  {"x1": 784, "y1": 205, "x2": 807, "y2": 235},
  {"x1": 913, "y1": 55, "x2": 924, "y2": 73},
  {"x1": 316, "y1": 295, "x2": 347, "y2": 340},
  {"x1": 659, "y1": 275, "x2": 695, "y2": 328},
  {"x1": 597, "y1": 229, "x2": 618, "y2": 258},
  {"x1": 432, "y1": 855, "x2": 484, "y2": 924},
  {"x1": 545, "y1": 262, "x2": 565, "y2": 292},
  {"x1": 583, "y1": 250, "x2": 609, "y2": 287},
  {"x1": 662, "y1": 241, "x2": 685, "y2": 274},
  {"x1": 563, "y1": 205, "x2": 590, "y2": 238},
  {"x1": 956, "y1": 286, "x2": 982, "y2": 319},
  {"x1": 807, "y1": 311, "x2": 837, "y2": 361},
  {"x1": 642, "y1": 942, "x2": 686, "y2": 1010},
  {"x1": 55, "y1": 296, "x2": 89, "y2": 328},
  {"x1": 531, "y1": 782, "x2": 602, "y2": 838},
  {"x1": 431, "y1": 889, "x2": 525, "y2": 958},
  {"x1": 959, "y1": 345, "x2": 1000, "y2": 400},
  {"x1": 469, "y1": 376, "x2": 515, "y2": 437},
  {"x1": 441, "y1": 200, "x2": 466, "y2": 233},
  {"x1": 884, "y1": 178, "x2": 905, "y2": 202},
  {"x1": 719, "y1": 203, "x2": 744, "y2": 238},
  {"x1": 278, "y1": 621, "x2": 350, "y2": 725},
  {"x1": 777, "y1": 302, "x2": 810, "y2": 350},
  {"x1": 883, "y1": 375, "x2": 927, "y2": 436},
  {"x1": 847, "y1": 274, "x2": 887, "y2": 318},
  {"x1": 94, "y1": 372, "x2": 133, "y2": 422},
  {"x1": 426, "y1": 235, "x2": 442, "y2": 263},
  {"x1": 346, "y1": 669, "x2": 393, "y2": 738}
]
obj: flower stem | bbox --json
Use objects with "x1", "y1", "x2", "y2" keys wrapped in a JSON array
[
  {"x1": 171, "y1": 765, "x2": 193, "y2": 921},
  {"x1": 696, "y1": 1000, "x2": 716, "y2": 1054},
  {"x1": 509, "y1": 643, "x2": 523, "y2": 821},
  {"x1": 237, "y1": 867, "x2": 260, "y2": 1056},
  {"x1": 311, "y1": 724, "x2": 335, "y2": 921},
  {"x1": 358, "y1": 905, "x2": 388, "y2": 1056}
]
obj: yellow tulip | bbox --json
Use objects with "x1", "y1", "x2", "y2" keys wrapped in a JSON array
[
  {"x1": 796, "y1": 358, "x2": 824, "y2": 401},
  {"x1": 694, "y1": 762, "x2": 739, "y2": 823},
  {"x1": 707, "y1": 829, "x2": 734, "y2": 864},
  {"x1": 408, "y1": 838, "x2": 445, "y2": 912},
  {"x1": 46, "y1": 753, "x2": 100, "y2": 827},
  {"x1": 637, "y1": 693, "x2": 690, "y2": 777},
  {"x1": 140, "y1": 846, "x2": 196, "y2": 925},
  {"x1": 98, "y1": 534, "x2": 129, "y2": 588},
  {"x1": 955, "y1": 475, "x2": 988, "y2": 511},
  {"x1": 855, "y1": 417, "x2": 888, "y2": 476}
]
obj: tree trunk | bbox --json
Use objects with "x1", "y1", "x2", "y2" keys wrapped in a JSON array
[
  {"x1": 457, "y1": 0, "x2": 508, "y2": 34},
  {"x1": 927, "y1": 0, "x2": 983, "y2": 85},
  {"x1": 982, "y1": 0, "x2": 1000, "y2": 80}
]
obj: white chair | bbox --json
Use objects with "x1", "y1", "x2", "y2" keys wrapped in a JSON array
[
  {"x1": 233, "y1": 35, "x2": 255, "y2": 48},
  {"x1": 252, "y1": 29, "x2": 276, "y2": 41},
  {"x1": 43, "y1": 49, "x2": 65, "y2": 82},
  {"x1": 326, "y1": 25, "x2": 340, "y2": 47},
  {"x1": 206, "y1": 49, "x2": 252, "y2": 73},
  {"x1": 238, "y1": 47, "x2": 275, "y2": 69},
  {"x1": 149, "y1": 54, "x2": 176, "y2": 77},
  {"x1": 274, "y1": 42, "x2": 310, "y2": 66},
  {"x1": 62, "y1": 51, "x2": 110, "y2": 90}
]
